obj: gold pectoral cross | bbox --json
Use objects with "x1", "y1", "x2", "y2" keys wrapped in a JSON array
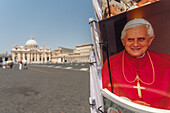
[{"x1": 133, "y1": 81, "x2": 145, "y2": 98}]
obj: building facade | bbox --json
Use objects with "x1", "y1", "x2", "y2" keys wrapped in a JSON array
[
  {"x1": 51, "y1": 47, "x2": 74, "y2": 63},
  {"x1": 11, "y1": 36, "x2": 51, "y2": 63},
  {"x1": 51, "y1": 44, "x2": 93, "y2": 63}
]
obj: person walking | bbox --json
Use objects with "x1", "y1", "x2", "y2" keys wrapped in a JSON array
[
  {"x1": 10, "y1": 61, "x2": 14, "y2": 69},
  {"x1": 19, "y1": 60, "x2": 22, "y2": 70},
  {"x1": 2, "y1": 61, "x2": 6, "y2": 69},
  {"x1": 22, "y1": 59, "x2": 27, "y2": 69}
]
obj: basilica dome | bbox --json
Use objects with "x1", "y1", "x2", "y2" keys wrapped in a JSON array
[{"x1": 25, "y1": 36, "x2": 38, "y2": 48}]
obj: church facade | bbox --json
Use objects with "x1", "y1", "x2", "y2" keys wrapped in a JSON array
[
  {"x1": 11, "y1": 36, "x2": 51, "y2": 63},
  {"x1": 11, "y1": 36, "x2": 93, "y2": 64}
]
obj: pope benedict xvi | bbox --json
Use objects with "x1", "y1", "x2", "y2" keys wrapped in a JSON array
[{"x1": 102, "y1": 18, "x2": 170, "y2": 109}]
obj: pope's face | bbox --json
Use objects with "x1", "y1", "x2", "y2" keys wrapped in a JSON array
[{"x1": 121, "y1": 25, "x2": 155, "y2": 57}]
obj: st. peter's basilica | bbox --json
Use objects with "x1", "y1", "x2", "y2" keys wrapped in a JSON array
[{"x1": 11, "y1": 36, "x2": 51, "y2": 63}]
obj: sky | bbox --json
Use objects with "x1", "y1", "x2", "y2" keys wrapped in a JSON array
[{"x1": 0, "y1": 0, "x2": 96, "y2": 53}]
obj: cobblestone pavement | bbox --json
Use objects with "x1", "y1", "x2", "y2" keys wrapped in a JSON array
[{"x1": 0, "y1": 63, "x2": 90, "y2": 113}]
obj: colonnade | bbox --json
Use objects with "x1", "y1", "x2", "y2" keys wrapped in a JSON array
[
  {"x1": 65, "y1": 56, "x2": 89, "y2": 63},
  {"x1": 52, "y1": 55, "x2": 89, "y2": 63},
  {"x1": 12, "y1": 52, "x2": 51, "y2": 63}
]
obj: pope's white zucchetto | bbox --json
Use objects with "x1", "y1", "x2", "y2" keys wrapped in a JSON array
[{"x1": 121, "y1": 18, "x2": 154, "y2": 39}]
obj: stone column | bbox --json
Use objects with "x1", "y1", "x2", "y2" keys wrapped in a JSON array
[
  {"x1": 27, "y1": 53, "x2": 30, "y2": 63},
  {"x1": 23, "y1": 53, "x2": 25, "y2": 60},
  {"x1": 31, "y1": 53, "x2": 33, "y2": 63},
  {"x1": 37, "y1": 54, "x2": 40, "y2": 63},
  {"x1": 45, "y1": 53, "x2": 47, "y2": 63},
  {"x1": 12, "y1": 52, "x2": 15, "y2": 62},
  {"x1": 18, "y1": 53, "x2": 21, "y2": 62},
  {"x1": 41, "y1": 54, "x2": 43, "y2": 63},
  {"x1": 49, "y1": 53, "x2": 51, "y2": 62},
  {"x1": 34, "y1": 53, "x2": 36, "y2": 62}
]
